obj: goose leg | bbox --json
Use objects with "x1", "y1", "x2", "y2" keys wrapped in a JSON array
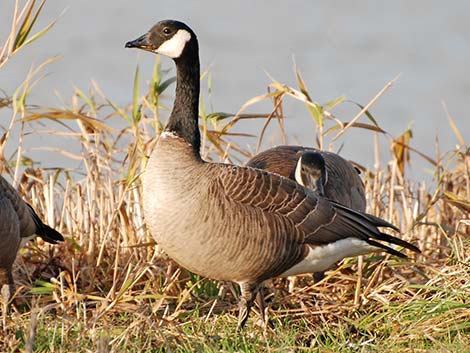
[
  {"x1": 0, "y1": 267, "x2": 14, "y2": 306},
  {"x1": 237, "y1": 282, "x2": 258, "y2": 329},
  {"x1": 255, "y1": 289, "x2": 266, "y2": 324},
  {"x1": 255, "y1": 287, "x2": 275, "y2": 329},
  {"x1": 312, "y1": 271, "x2": 325, "y2": 283}
]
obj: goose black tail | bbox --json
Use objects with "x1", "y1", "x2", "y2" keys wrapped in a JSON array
[
  {"x1": 374, "y1": 231, "x2": 421, "y2": 254},
  {"x1": 332, "y1": 201, "x2": 420, "y2": 257},
  {"x1": 40, "y1": 224, "x2": 64, "y2": 244},
  {"x1": 27, "y1": 203, "x2": 64, "y2": 244}
]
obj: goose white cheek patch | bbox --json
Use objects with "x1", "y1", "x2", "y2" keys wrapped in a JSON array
[
  {"x1": 294, "y1": 157, "x2": 304, "y2": 186},
  {"x1": 155, "y1": 29, "x2": 191, "y2": 58}
]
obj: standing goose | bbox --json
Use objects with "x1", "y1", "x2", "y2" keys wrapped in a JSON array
[
  {"x1": 0, "y1": 176, "x2": 64, "y2": 302},
  {"x1": 125, "y1": 20, "x2": 419, "y2": 328}
]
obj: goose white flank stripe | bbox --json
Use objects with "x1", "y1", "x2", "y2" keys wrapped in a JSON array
[{"x1": 281, "y1": 238, "x2": 376, "y2": 277}]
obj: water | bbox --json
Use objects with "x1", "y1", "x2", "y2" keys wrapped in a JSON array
[{"x1": 1, "y1": 0, "x2": 469, "y2": 180}]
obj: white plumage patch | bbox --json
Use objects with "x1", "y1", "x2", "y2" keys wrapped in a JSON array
[
  {"x1": 160, "y1": 131, "x2": 178, "y2": 139},
  {"x1": 281, "y1": 238, "x2": 376, "y2": 277},
  {"x1": 20, "y1": 235, "x2": 35, "y2": 248},
  {"x1": 294, "y1": 156, "x2": 304, "y2": 186},
  {"x1": 156, "y1": 29, "x2": 191, "y2": 58}
]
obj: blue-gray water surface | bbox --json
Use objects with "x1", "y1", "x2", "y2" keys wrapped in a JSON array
[{"x1": 1, "y1": 0, "x2": 469, "y2": 182}]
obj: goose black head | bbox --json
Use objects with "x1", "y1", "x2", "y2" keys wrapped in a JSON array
[
  {"x1": 125, "y1": 20, "x2": 197, "y2": 60},
  {"x1": 295, "y1": 151, "x2": 328, "y2": 196}
]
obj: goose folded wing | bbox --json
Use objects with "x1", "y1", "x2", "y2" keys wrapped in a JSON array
[{"x1": 216, "y1": 164, "x2": 417, "y2": 257}]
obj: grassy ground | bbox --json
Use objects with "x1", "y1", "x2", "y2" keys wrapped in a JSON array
[{"x1": 1, "y1": 1, "x2": 470, "y2": 352}]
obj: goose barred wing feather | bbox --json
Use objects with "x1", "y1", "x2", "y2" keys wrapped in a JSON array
[
  {"x1": 212, "y1": 165, "x2": 309, "y2": 280},
  {"x1": 215, "y1": 165, "x2": 414, "y2": 279}
]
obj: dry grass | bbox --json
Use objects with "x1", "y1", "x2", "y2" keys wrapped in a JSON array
[{"x1": 1, "y1": 2, "x2": 470, "y2": 352}]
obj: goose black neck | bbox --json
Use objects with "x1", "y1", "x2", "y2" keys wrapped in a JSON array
[{"x1": 166, "y1": 45, "x2": 201, "y2": 155}]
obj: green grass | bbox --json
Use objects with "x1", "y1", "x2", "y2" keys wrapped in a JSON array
[
  {"x1": 1, "y1": 1, "x2": 470, "y2": 352},
  {"x1": 5, "y1": 290, "x2": 470, "y2": 352}
]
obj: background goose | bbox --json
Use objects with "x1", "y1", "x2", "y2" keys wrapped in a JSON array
[
  {"x1": 247, "y1": 147, "x2": 367, "y2": 283},
  {"x1": 247, "y1": 146, "x2": 366, "y2": 212},
  {"x1": 125, "y1": 20, "x2": 419, "y2": 328},
  {"x1": 0, "y1": 176, "x2": 64, "y2": 302}
]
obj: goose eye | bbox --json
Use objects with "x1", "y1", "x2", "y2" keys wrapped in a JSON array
[{"x1": 162, "y1": 27, "x2": 171, "y2": 35}]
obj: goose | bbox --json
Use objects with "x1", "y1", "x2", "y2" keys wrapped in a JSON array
[
  {"x1": 0, "y1": 175, "x2": 64, "y2": 302},
  {"x1": 247, "y1": 146, "x2": 366, "y2": 212},
  {"x1": 293, "y1": 151, "x2": 328, "y2": 196},
  {"x1": 247, "y1": 148, "x2": 367, "y2": 283},
  {"x1": 125, "y1": 20, "x2": 420, "y2": 328}
]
